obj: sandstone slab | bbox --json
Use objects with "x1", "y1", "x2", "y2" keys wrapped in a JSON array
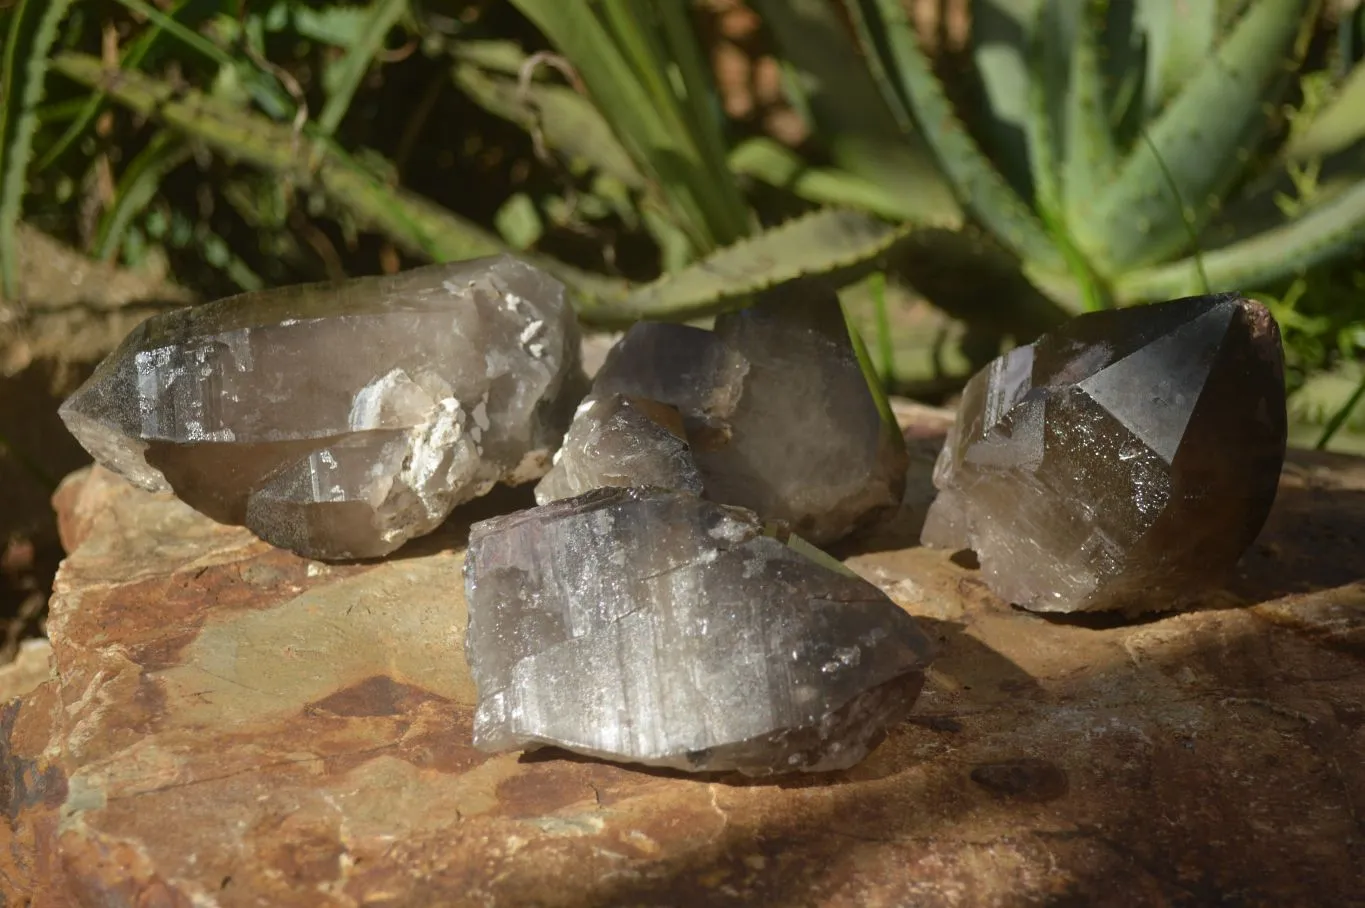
[{"x1": 2, "y1": 404, "x2": 1364, "y2": 906}]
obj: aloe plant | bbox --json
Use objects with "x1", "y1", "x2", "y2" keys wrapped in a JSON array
[{"x1": 778, "y1": 1, "x2": 1364, "y2": 307}]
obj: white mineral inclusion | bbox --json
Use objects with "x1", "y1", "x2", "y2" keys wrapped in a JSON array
[{"x1": 59, "y1": 255, "x2": 590, "y2": 560}]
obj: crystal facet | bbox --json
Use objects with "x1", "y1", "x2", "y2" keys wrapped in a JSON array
[
  {"x1": 465, "y1": 486, "x2": 934, "y2": 775},
  {"x1": 59, "y1": 256, "x2": 588, "y2": 559},
  {"x1": 536, "y1": 291, "x2": 907, "y2": 545},
  {"x1": 922, "y1": 293, "x2": 1287, "y2": 614},
  {"x1": 534, "y1": 394, "x2": 703, "y2": 505}
]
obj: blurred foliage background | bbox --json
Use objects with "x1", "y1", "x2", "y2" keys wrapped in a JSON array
[
  {"x1": 1, "y1": 0, "x2": 1363, "y2": 656},
  {"x1": 0, "y1": 0, "x2": 1361, "y2": 443}
]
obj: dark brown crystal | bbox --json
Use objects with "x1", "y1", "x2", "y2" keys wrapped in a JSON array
[{"x1": 921, "y1": 293, "x2": 1287, "y2": 614}]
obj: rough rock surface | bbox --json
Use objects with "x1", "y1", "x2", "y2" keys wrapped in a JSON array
[
  {"x1": 923, "y1": 294, "x2": 1286, "y2": 614},
  {"x1": 59, "y1": 255, "x2": 588, "y2": 560},
  {"x1": 467, "y1": 487, "x2": 933, "y2": 774},
  {"x1": 3, "y1": 404, "x2": 1364, "y2": 906}
]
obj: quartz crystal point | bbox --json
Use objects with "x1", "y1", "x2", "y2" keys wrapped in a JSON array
[
  {"x1": 922, "y1": 293, "x2": 1287, "y2": 614},
  {"x1": 59, "y1": 255, "x2": 588, "y2": 559},
  {"x1": 534, "y1": 394, "x2": 703, "y2": 504},
  {"x1": 465, "y1": 486, "x2": 934, "y2": 775},
  {"x1": 534, "y1": 290, "x2": 907, "y2": 545}
]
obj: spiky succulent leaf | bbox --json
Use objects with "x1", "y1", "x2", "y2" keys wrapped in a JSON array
[
  {"x1": 1283, "y1": 61, "x2": 1365, "y2": 161},
  {"x1": 862, "y1": 0, "x2": 1065, "y2": 273},
  {"x1": 753, "y1": 0, "x2": 960, "y2": 224},
  {"x1": 610, "y1": 209, "x2": 914, "y2": 325},
  {"x1": 1116, "y1": 176, "x2": 1365, "y2": 300},
  {"x1": 1135, "y1": 0, "x2": 1220, "y2": 115},
  {"x1": 1059, "y1": 1, "x2": 1120, "y2": 229},
  {"x1": 1084, "y1": 0, "x2": 1317, "y2": 273}
]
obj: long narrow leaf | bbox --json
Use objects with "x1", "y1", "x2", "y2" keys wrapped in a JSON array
[
  {"x1": 1059, "y1": 1, "x2": 1119, "y2": 230},
  {"x1": 862, "y1": 0, "x2": 1065, "y2": 272},
  {"x1": 1087, "y1": 0, "x2": 1318, "y2": 272},
  {"x1": 972, "y1": 0, "x2": 1047, "y2": 201},
  {"x1": 1116, "y1": 176, "x2": 1365, "y2": 300},
  {"x1": 617, "y1": 208, "x2": 914, "y2": 323},
  {"x1": 1135, "y1": 0, "x2": 1219, "y2": 116},
  {"x1": 511, "y1": 0, "x2": 747, "y2": 251},
  {"x1": 37, "y1": 0, "x2": 195, "y2": 172},
  {"x1": 754, "y1": 0, "x2": 960, "y2": 224},
  {"x1": 316, "y1": 0, "x2": 408, "y2": 136},
  {"x1": 0, "y1": 0, "x2": 75, "y2": 302},
  {"x1": 94, "y1": 130, "x2": 193, "y2": 261},
  {"x1": 107, "y1": 0, "x2": 295, "y2": 119}
]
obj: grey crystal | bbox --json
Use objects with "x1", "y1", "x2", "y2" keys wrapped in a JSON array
[
  {"x1": 535, "y1": 290, "x2": 908, "y2": 545},
  {"x1": 465, "y1": 486, "x2": 934, "y2": 776},
  {"x1": 922, "y1": 293, "x2": 1287, "y2": 614},
  {"x1": 59, "y1": 255, "x2": 588, "y2": 560},
  {"x1": 534, "y1": 394, "x2": 703, "y2": 505}
]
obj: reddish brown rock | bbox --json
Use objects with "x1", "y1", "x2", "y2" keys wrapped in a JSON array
[{"x1": 3, "y1": 403, "x2": 1364, "y2": 906}]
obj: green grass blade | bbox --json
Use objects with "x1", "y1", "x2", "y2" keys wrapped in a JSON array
[
  {"x1": 864, "y1": 0, "x2": 1065, "y2": 272},
  {"x1": 1116, "y1": 176, "x2": 1365, "y2": 300},
  {"x1": 107, "y1": 0, "x2": 295, "y2": 119},
  {"x1": 1087, "y1": 0, "x2": 1318, "y2": 272},
  {"x1": 94, "y1": 130, "x2": 193, "y2": 261},
  {"x1": 614, "y1": 208, "x2": 913, "y2": 324},
  {"x1": 37, "y1": 0, "x2": 195, "y2": 173},
  {"x1": 510, "y1": 0, "x2": 744, "y2": 251},
  {"x1": 1317, "y1": 373, "x2": 1365, "y2": 451},
  {"x1": 0, "y1": 0, "x2": 75, "y2": 302},
  {"x1": 316, "y1": 0, "x2": 409, "y2": 136}
]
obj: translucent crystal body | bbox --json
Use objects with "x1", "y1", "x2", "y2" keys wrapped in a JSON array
[
  {"x1": 921, "y1": 293, "x2": 1287, "y2": 614},
  {"x1": 465, "y1": 486, "x2": 934, "y2": 775},
  {"x1": 59, "y1": 255, "x2": 587, "y2": 559}
]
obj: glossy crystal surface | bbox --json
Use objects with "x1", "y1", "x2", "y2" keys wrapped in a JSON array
[
  {"x1": 921, "y1": 293, "x2": 1287, "y2": 613},
  {"x1": 465, "y1": 486, "x2": 933, "y2": 775},
  {"x1": 60, "y1": 255, "x2": 587, "y2": 559}
]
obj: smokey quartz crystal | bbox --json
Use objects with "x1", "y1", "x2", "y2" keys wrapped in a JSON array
[
  {"x1": 59, "y1": 255, "x2": 588, "y2": 560},
  {"x1": 534, "y1": 289, "x2": 907, "y2": 545},
  {"x1": 465, "y1": 486, "x2": 934, "y2": 775},
  {"x1": 922, "y1": 293, "x2": 1287, "y2": 614}
]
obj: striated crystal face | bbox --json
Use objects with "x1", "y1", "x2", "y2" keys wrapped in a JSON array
[
  {"x1": 922, "y1": 293, "x2": 1287, "y2": 614},
  {"x1": 534, "y1": 394, "x2": 703, "y2": 505},
  {"x1": 465, "y1": 486, "x2": 934, "y2": 776},
  {"x1": 59, "y1": 255, "x2": 588, "y2": 560},
  {"x1": 535, "y1": 290, "x2": 907, "y2": 545}
]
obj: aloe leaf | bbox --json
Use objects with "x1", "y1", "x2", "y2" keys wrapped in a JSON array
[
  {"x1": 451, "y1": 60, "x2": 645, "y2": 188},
  {"x1": 863, "y1": 0, "x2": 1066, "y2": 273},
  {"x1": 48, "y1": 53, "x2": 628, "y2": 310},
  {"x1": 971, "y1": 0, "x2": 1046, "y2": 201},
  {"x1": 729, "y1": 137, "x2": 958, "y2": 225},
  {"x1": 94, "y1": 130, "x2": 193, "y2": 261},
  {"x1": 316, "y1": 0, "x2": 408, "y2": 136},
  {"x1": 1283, "y1": 61, "x2": 1365, "y2": 161},
  {"x1": 1058, "y1": 1, "x2": 1120, "y2": 231},
  {"x1": 510, "y1": 0, "x2": 749, "y2": 250},
  {"x1": 754, "y1": 0, "x2": 960, "y2": 224},
  {"x1": 1087, "y1": 0, "x2": 1318, "y2": 272},
  {"x1": 610, "y1": 209, "x2": 914, "y2": 324},
  {"x1": 0, "y1": 0, "x2": 75, "y2": 302},
  {"x1": 1116, "y1": 176, "x2": 1365, "y2": 300},
  {"x1": 1135, "y1": 0, "x2": 1219, "y2": 115}
]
